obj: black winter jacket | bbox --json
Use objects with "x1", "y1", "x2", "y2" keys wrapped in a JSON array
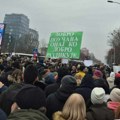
[
  {"x1": 86, "y1": 103, "x2": 114, "y2": 120},
  {"x1": 46, "y1": 81, "x2": 76, "y2": 120}
]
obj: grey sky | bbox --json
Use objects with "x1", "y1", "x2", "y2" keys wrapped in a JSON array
[{"x1": 0, "y1": 0, "x2": 120, "y2": 63}]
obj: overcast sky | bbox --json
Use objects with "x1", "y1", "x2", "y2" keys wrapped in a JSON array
[{"x1": 0, "y1": 0, "x2": 120, "y2": 63}]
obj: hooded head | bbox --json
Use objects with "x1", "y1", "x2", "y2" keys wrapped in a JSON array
[
  {"x1": 80, "y1": 74, "x2": 94, "y2": 89},
  {"x1": 61, "y1": 75, "x2": 77, "y2": 88},
  {"x1": 56, "y1": 75, "x2": 77, "y2": 102}
]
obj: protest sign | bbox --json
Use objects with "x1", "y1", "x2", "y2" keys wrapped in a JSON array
[
  {"x1": 84, "y1": 60, "x2": 93, "y2": 67},
  {"x1": 113, "y1": 66, "x2": 120, "y2": 73},
  {"x1": 46, "y1": 32, "x2": 83, "y2": 59},
  {"x1": 62, "y1": 59, "x2": 69, "y2": 64}
]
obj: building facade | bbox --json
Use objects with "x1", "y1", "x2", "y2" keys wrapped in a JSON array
[
  {"x1": 29, "y1": 29, "x2": 39, "y2": 41},
  {"x1": 4, "y1": 13, "x2": 29, "y2": 39},
  {"x1": 2, "y1": 13, "x2": 40, "y2": 53},
  {"x1": 29, "y1": 28, "x2": 39, "y2": 48}
]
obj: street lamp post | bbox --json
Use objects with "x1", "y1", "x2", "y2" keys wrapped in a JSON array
[
  {"x1": 108, "y1": 0, "x2": 114, "y2": 2},
  {"x1": 108, "y1": 0, "x2": 120, "y2": 4},
  {"x1": 114, "y1": 46, "x2": 115, "y2": 64}
]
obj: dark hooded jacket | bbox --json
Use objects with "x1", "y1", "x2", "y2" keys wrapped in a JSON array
[
  {"x1": 94, "y1": 78, "x2": 110, "y2": 94},
  {"x1": 45, "y1": 82, "x2": 60, "y2": 97},
  {"x1": 86, "y1": 103, "x2": 114, "y2": 120},
  {"x1": 8, "y1": 109, "x2": 49, "y2": 120},
  {"x1": 75, "y1": 74, "x2": 95, "y2": 104},
  {"x1": 46, "y1": 75, "x2": 77, "y2": 120}
]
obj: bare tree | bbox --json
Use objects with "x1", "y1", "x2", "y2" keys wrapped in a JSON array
[
  {"x1": 106, "y1": 28, "x2": 120, "y2": 65},
  {"x1": 40, "y1": 38, "x2": 48, "y2": 48},
  {"x1": 15, "y1": 34, "x2": 39, "y2": 54}
]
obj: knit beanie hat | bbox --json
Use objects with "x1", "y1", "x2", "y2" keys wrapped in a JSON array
[
  {"x1": 93, "y1": 70, "x2": 103, "y2": 78},
  {"x1": 110, "y1": 88, "x2": 120, "y2": 102},
  {"x1": 91, "y1": 87, "x2": 105, "y2": 104},
  {"x1": 61, "y1": 75, "x2": 77, "y2": 87},
  {"x1": 15, "y1": 85, "x2": 46, "y2": 109},
  {"x1": 115, "y1": 73, "x2": 120, "y2": 78}
]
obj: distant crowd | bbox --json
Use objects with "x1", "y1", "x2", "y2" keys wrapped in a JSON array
[{"x1": 0, "y1": 54, "x2": 119, "y2": 120}]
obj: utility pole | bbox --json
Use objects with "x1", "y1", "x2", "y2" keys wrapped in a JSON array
[{"x1": 108, "y1": 0, "x2": 120, "y2": 4}]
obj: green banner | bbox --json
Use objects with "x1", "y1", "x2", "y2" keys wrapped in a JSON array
[{"x1": 46, "y1": 32, "x2": 83, "y2": 59}]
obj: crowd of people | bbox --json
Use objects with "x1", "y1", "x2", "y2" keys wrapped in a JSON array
[{"x1": 0, "y1": 54, "x2": 119, "y2": 120}]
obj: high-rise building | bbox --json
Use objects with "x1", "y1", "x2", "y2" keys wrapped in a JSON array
[
  {"x1": 4, "y1": 13, "x2": 29, "y2": 39},
  {"x1": 29, "y1": 28, "x2": 39, "y2": 41},
  {"x1": 2, "y1": 13, "x2": 39, "y2": 53},
  {"x1": 29, "y1": 28, "x2": 39, "y2": 48}
]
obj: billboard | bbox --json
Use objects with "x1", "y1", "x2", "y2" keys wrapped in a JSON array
[
  {"x1": 46, "y1": 32, "x2": 83, "y2": 59},
  {"x1": 0, "y1": 23, "x2": 5, "y2": 45}
]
